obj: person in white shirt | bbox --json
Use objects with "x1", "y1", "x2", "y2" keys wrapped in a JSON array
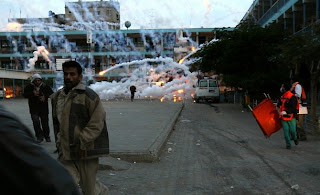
[{"x1": 291, "y1": 77, "x2": 307, "y2": 141}]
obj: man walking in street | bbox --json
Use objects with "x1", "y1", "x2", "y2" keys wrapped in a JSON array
[
  {"x1": 279, "y1": 83, "x2": 299, "y2": 149},
  {"x1": 51, "y1": 60, "x2": 109, "y2": 195},
  {"x1": 291, "y1": 76, "x2": 307, "y2": 141},
  {"x1": 130, "y1": 85, "x2": 136, "y2": 102},
  {"x1": 24, "y1": 73, "x2": 53, "y2": 143}
]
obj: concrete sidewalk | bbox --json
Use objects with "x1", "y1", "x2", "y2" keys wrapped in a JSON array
[{"x1": 0, "y1": 98, "x2": 184, "y2": 163}]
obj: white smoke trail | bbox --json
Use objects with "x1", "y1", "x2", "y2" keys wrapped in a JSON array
[
  {"x1": 25, "y1": 46, "x2": 54, "y2": 72},
  {"x1": 90, "y1": 57, "x2": 198, "y2": 101}
]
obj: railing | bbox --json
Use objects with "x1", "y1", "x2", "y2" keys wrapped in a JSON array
[
  {"x1": 294, "y1": 19, "x2": 320, "y2": 35},
  {"x1": 0, "y1": 40, "x2": 169, "y2": 54},
  {"x1": 258, "y1": 0, "x2": 296, "y2": 26},
  {"x1": 0, "y1": 65, "x2": 24, "y2": 71}
]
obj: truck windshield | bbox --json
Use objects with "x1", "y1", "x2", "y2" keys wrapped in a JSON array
[
  {"x1": 209, "y1": 80, "x2": 217, "y2": 87},
  {"x1": 199, "y1": 81, "x2": 208, "y2": 87}
]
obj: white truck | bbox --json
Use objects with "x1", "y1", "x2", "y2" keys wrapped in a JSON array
[
  {"x1": 194, "y1": 79, "x2": 220, "y2": 103},
  {"x1": 0, "y1": 88, "x2": 4, "y2": 99}
]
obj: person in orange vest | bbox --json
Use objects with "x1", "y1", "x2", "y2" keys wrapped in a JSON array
[
  {"x1": 278, "y1": 83, "x2": 299, "y2": 149},
  {"x1": 291, "y1": 76, "x2": 307, "y2": 141}
]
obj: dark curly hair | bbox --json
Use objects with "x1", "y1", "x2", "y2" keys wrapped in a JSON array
[{"x1": 62, "y1": 60, "x2": 83, "y2": 75}]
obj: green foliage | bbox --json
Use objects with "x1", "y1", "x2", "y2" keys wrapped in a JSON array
[
  {"x1": 193, "y1": 23, "x2": 290, "y2": 100},
  {"x1": 281, "y1": 23, "x2": 320, "y2": 80}
]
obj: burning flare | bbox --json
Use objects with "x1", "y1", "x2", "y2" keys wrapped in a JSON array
[
  {"x1": 6, "y1": 22, "x2": 22, "y2": 32},
  {"x1": 177, "y1": 89, "x2": 184, "y2": 93},
  {"x1": 155, "y1": 81, "x2": 164, "y2": 87},
  {"x1": 99, "y1": 70, "x2": 107, "y2": 76}
]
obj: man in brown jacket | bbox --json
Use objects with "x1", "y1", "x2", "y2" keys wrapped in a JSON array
[{"x1": 51, "y1": 60, "x2": 109, "y2": 195}]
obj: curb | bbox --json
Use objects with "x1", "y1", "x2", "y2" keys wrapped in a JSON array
[{"x1": 107, "y1": 101, "x2": 185, "y2": 163}]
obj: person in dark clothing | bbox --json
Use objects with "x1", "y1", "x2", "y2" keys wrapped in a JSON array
[
  {"x1": 130, "y1": 85, "x2": 136, "y2": 102},
  {"x1": 0, "y1": 105, "x2": 81, "y2": 195},
  {"x1": 23, "y1": 73, "x2": 54, "y2": 143},
  {"x1": 278, "y1": 83, "x2": 299, "y2": 149}
]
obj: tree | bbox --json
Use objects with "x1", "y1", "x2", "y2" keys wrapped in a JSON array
[
  {"x1": 281, "y1": 23, "x2": 320, "y2": 133},
  {"x1": 193, "y1": 23, "x2": 289, "y2": 100}
]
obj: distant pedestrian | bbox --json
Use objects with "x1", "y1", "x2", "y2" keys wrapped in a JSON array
[
  {"x1": 291, "y1": 76, "x2": 307, "y2": 141},
  {"x1": 51, "y1": 60, "x2": 109, "y2": 195},
  {"x1": 130, "y1": 85, "x2": 136, "y2": 102},
  {"x1": 224, "y1": 89, "x2": 228, "y2": 102},
  {"x1": 23, "y1": 73, "x2": 53, "y2": 143},
  {"x1": 0, "y1": 105, "x2": 81, "y2": 195},
  {"x1": 278, "y1": 83, "x2": 299, "y2": 149}
]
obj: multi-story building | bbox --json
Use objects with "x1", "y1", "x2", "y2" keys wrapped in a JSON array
[
  {"x1": 240, "y1": 0, "x2": 319, "y2": 34},
  {"x1": 4, "y1": 0, "x2": 318, "y2": 99},
  {"x1": 0, "y1": 27, "x2": 223, "y2": 98},
  {"x1": 8, "y1": 0, "x2": 120, "y2": 31},
  {"x1": 1, "y1": 0, "x2": 233, "y2": 98}
]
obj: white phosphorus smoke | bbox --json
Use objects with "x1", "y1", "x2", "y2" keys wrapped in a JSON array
[
  {"x1": 25, "y1": 46, "x2": 54, "y2": 72},
  {"x1": 90, "y1": 57, "x2": 198, "y2": 101},
  {"x1": 8, "y1": 27, "x2": 206, "y2": 100},
  {"x1": 1, "y1": 1, "x2": 221, "y2": 101}
]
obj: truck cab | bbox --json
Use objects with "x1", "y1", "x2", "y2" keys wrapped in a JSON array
[{"x1": 194, "y1": 79, "x2": 220, "y2": 103}]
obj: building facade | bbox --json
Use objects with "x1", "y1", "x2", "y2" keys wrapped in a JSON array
[
  {"x1": 8, "y1": 0, "x2": 120, "y2": 31},
  {"x1": 0, "y1": 27, "x2": 222, "y2": 98},
  {"x1": 240, "y1": 0, "x2": 319, "y2": 34}
]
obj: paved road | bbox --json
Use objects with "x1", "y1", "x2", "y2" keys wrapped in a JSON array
[
  {"x1": 98, "y1": 100, "x2": 320, "y2": 194},
  {"x1": 1, "y1": 98, "x2": 320, "y2": 194}
]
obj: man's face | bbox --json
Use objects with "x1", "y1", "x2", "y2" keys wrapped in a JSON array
[
  {"x1": 63, "y1": 67, "x2": 83, "y2": 90},
  {"x1": 33, "y1": 78, "x2": 42, "y2": 87}
]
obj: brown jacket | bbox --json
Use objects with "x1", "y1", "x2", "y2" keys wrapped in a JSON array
[{"x1": 51, "y1": 83, "x2": 109, "y2": 160}]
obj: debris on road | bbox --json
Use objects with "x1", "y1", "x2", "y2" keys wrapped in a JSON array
[{"x1": 291, "y1": 184, "x2": 299, "y2": 190}]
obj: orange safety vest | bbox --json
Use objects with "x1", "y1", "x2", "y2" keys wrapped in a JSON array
[
  {"x1": 280, "y1": 91, "x2": 296, "y2": 121},
  {"x1": 292, "y1": 82, "x2": 307, "y2": 100}
]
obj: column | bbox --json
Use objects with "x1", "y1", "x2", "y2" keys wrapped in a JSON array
[
  {"x1": 2, "y1": 78, "x2": 4, "y2": 94},
  {"x1": 292, "y1": 7, "x2": 296, "y2": 34},
  {"x1": 317, "y1": 0, "x2": 319, "y2": 20},
  {"x1": 159, "y1": 35, "x2": 164, "y2": 57},
  {"x1": 13, "y1": 79, "x2": 15, "y2": 98},
  {"x1": 303, "y1": 2, "x2": 306, "y2": 27},
  {"x1": 283, "y1": 15, "x2": 287, "y2": 30},
  {"x1": 196, "y1": 32, "x2": 199, "y2": 47},
  {"x1": 262, "y1": 0, "x2": 265, "y2": 16}
]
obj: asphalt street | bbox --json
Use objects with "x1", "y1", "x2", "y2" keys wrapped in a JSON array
[
  {"x1": 99, "y1": 100, "x2": 320, "y2": 194},
  {"x1": 1, "y1": 98, "x2": 320, "y2": 194}
]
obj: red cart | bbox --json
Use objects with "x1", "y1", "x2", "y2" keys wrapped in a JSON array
[{"x1": 249, "y1": 95, "x2": 282, "y2": 138}]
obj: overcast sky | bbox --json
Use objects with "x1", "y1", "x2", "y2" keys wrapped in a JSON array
[{"x1": 0, "y1": 0, "x2": 254, "y2": 30}]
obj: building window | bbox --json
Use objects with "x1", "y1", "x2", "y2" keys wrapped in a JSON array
[
  {"x1": 199, "y1": 36, "x2": 206, "y2": 44},
  {"x1": 1, "y1": 41, "x2": 9, "y2": 48}
]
